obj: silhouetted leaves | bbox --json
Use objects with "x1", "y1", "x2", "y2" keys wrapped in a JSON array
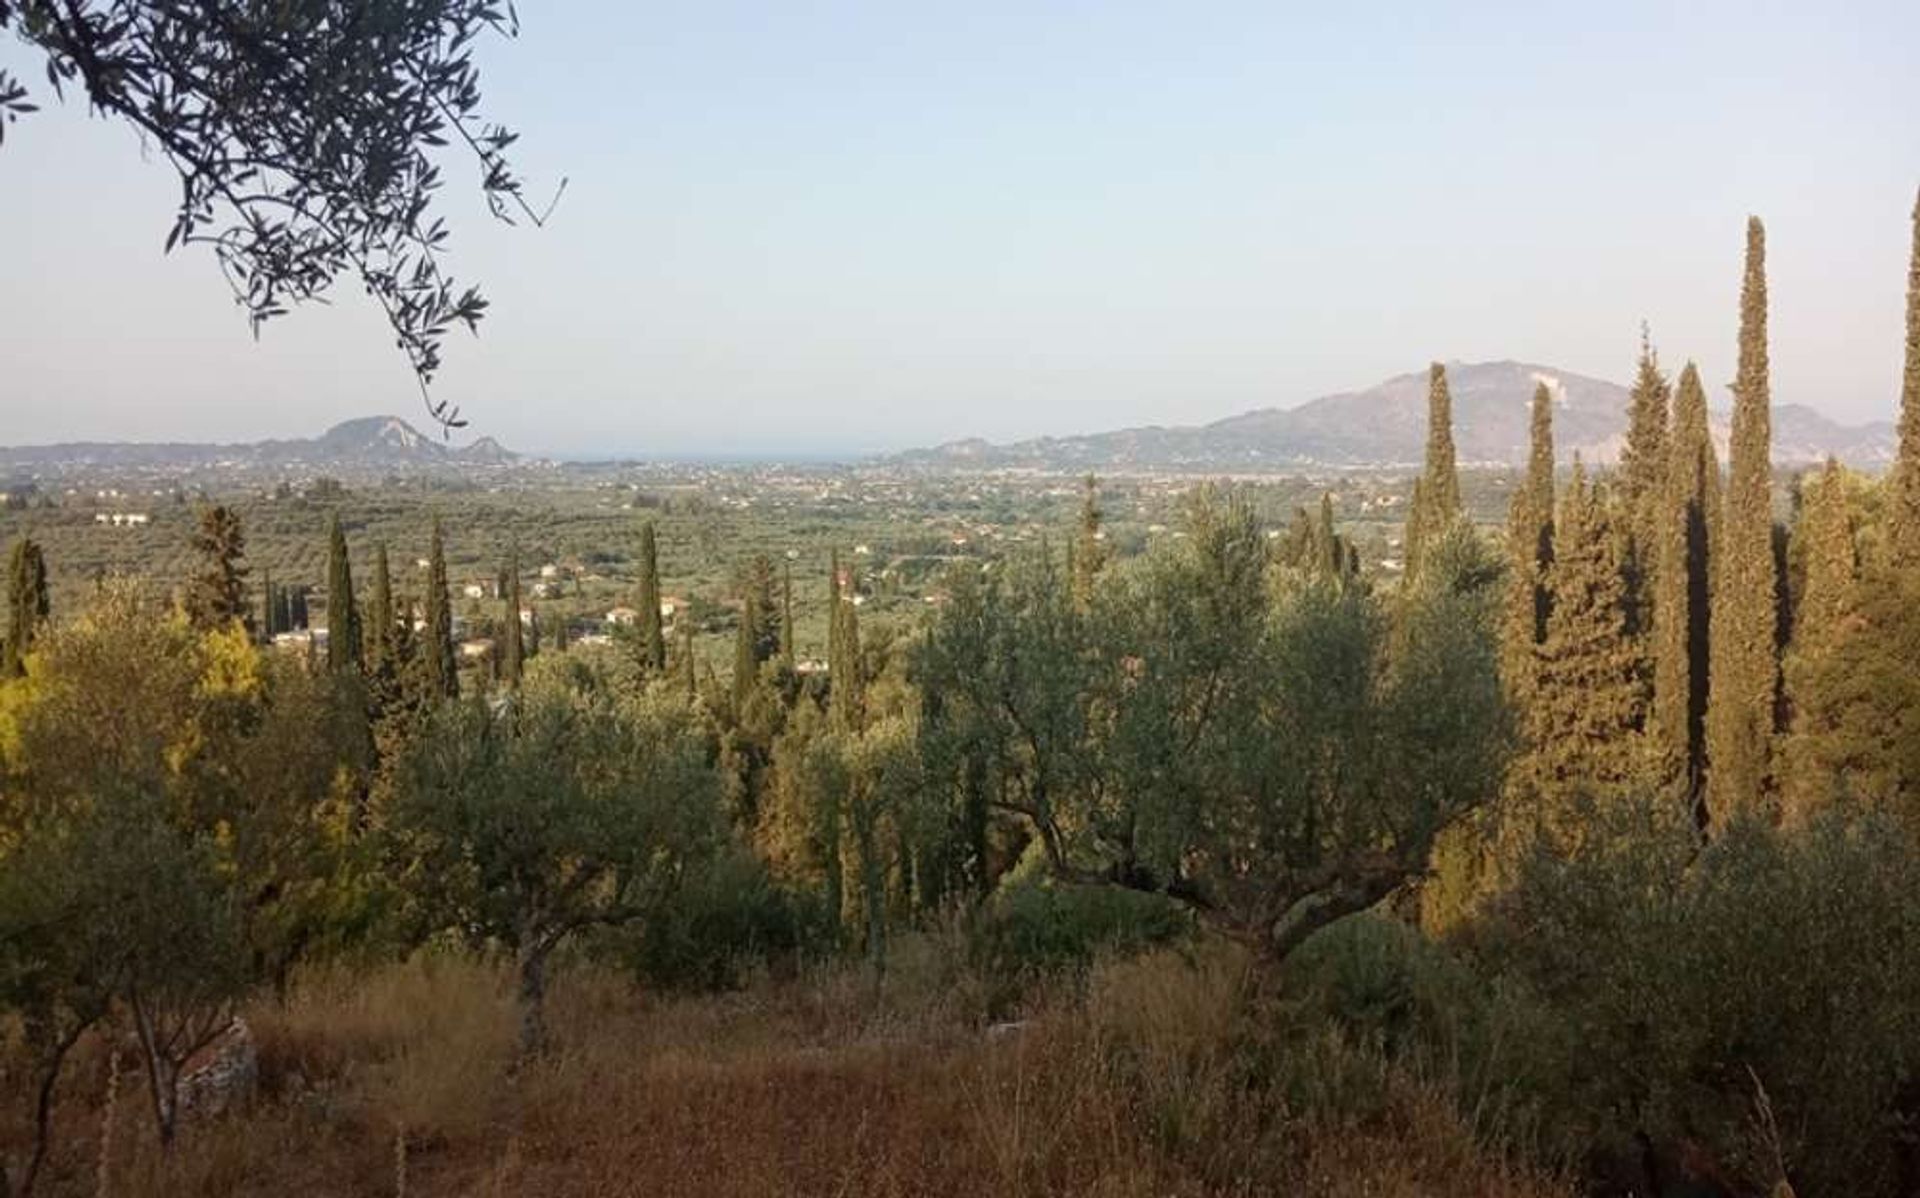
[{"x1": 0, "y1": 1, "x2": 562, "y2": 430}]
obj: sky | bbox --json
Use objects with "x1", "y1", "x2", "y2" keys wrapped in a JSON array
[{"x1": 2, "y1": 2, "x2": 1917, "y2": 458}]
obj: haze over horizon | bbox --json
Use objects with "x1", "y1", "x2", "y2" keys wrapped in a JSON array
[{"x1": 4, "y1": 1, "x2": 1917, "y2": 457}]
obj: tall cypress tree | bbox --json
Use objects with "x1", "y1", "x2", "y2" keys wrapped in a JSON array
[
  {"x1": 1889, "y1": 189, "x2": 1920, "y2": 569},
  {"x1": 3, "y1": 536, "x2": 49, "y2": 679},
  {"x1": 424, "y1": 517, "x2": 458, "y2": 699},
  {"x1": 678, "y1": 612, "x2": 697, "y2": 703},
  {"x1": 780, "y1": 560, "x2": 795, "y2": 668},
  {"x1": 1652, "y1": 362, "x2": 1722, "y2": 825},
  {"x1": 732, "y1": 554, "x2": 779, "y2": 708},
  {"x1": 1780, "y1": 460, "x2": 1858, "y2": 818},
  {"x1": 830, "y1": 561, "x2": 863, "y2": 734},
  {"x1": 1706, "y1": 216, "x2": 1780, "y2": 823},
  {"x1": 732, "y1": 587, "x2": 760, "y2": 710},
  {"x1": 1618, "y1": 330, "x2": 1671, "y2": 640},
  {"x1": 827, "y1": 549, "x2": 843, "y2": 673},
  {"x1": 1525, "y1": 463, "x2": 1647, "y2": 823},
  {"x1": 1405, "y1": 362, "x2": 1462, "y2": 578},
  {"x1": 500, "y1": 547, "x2": 524, "y2": 689},
  {"x1": 636, "y1": 521, "x2": 666, "y2": 673},
  {"x1": 1501, "y1": 382, "x2": 1556, "y2": 703},
  {"x1": 326, "y1": 513, "x2": 362, "y2": 673},
  {"x1": 1071, "y1": 473, "x2": 1105, "y2": 610},
  {"x1": 368, "y1": 541, "x2": 397, "y2": 679},
  {"x1": 186, "y1": 505, "x2": 251, "y2": 631}
]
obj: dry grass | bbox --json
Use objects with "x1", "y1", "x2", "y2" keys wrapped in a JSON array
[{"x1": 8, "y1": 938, "x2": 1573, "y2": 1198}]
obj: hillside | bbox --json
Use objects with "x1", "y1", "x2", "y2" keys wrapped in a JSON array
[
  {"x1": 892, "y1": 360, "x2": 1896, "y2": 472},
  {"x1": 0, "y1": 416, "x2": 519, "y2": 473}
]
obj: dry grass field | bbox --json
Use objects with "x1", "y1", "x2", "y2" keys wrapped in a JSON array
[{"x1": 22, "y1": 939, "x2": 1568, "y2": 1198}]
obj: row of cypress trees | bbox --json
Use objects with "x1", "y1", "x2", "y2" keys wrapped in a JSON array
[{"x1": 1404, "y1": 193, "x2": 1920, "y2": 843}]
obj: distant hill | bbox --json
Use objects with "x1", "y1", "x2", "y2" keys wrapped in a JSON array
[
  {"x1": 0, "y1": 416, "x2": 519, "y2": 473},
  {"x1": 890, "y1": 360, "x2": 1897, "y2": 473}
]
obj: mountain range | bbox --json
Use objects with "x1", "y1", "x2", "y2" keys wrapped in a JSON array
[
  {"x1": 0, "y1": 417, "x2": 517, "y2": 473},
  {"x1": 890, "y1": 361, "x2": 1898, "y2": 473}
]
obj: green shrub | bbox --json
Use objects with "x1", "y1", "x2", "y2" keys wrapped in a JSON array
[
  {"x1": 968, "y1": 874, "x2": 1192, "y2": 986},
  {"x1": 1475, "y1": 803, "x2": 1920, "y2": 1195},
  {"x1": 609, "y1": 850, "x2": 835, "y2": 993}
]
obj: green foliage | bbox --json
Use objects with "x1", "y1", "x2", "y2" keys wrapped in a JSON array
[
  {"x1": 185, "y1": 504, "x2": 250, "y2": 632},
  {"x1": 1071, "y1": 473, "x2": 1106, "y2": 610},
  {"x1": 0, "y1": 0, "x2": 537, "y2": 421},
  {"x1": 919, "y1": 490, "x2": 1509, "y2": 966},
  {"x1": 1273, "y1": 493, "x2": 1362, "y2": 588},
  {"x1": 1651, "y1": 362, "x2": 1720, "y2": 823},
  {"x1": 1499, "y1": 383, "x2": 1555, "y2": 706},
  {"x1": 1776, "y1": 560, "x2": 1920, "y2": 822},
  {"x1": 1477, "y1": 804, "x2": 1920, "y2": 1195},
  {"x1": 968, "y1": 872, "x2": 1190, "y2": 986},
  {"x1": 1888, "y1": 188, "x2": 1920, "y2": 569},
  {"x1": 0, "y1": 585, "x2": 371, "y2": 1144},
  {"x1": 1515, "y1": 465, "x2": 1650, "y2": 829},
  {"x1": 390, "y1": 678, "x2": 723, "y2": 1051},
  {"x1": 2, "y1": 535, "x2": 48, "y2": 679},
  {"x1": 500, "y1": 546, "x2": 524, "y2": 689},
  {"x1": 1404, "y1": 362, "x2": 1463, "y2": 578},
  {"x1": 1707, "y1": 216, "x2": 1780, "y2": 824},
  {"x1": 611, "y1": 848, "x2": 834, "y2": 993},
  {"x1": 423, "y1": 517, "x2": 457, "y2": 699},
  {"x1": 1617, "y1": 331, "x2": 1671, "y2": 638},
  {"x1": 325, "y1": 512, "x2": 362, "y2": 673},
  {"x1": 635, "y1": 521, "x2": 666, "y2": 674}
]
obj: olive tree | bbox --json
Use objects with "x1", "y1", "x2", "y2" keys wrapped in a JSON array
[
  {"x1": 918, "y1": 495, "x2": 1510, "y2": 966},
  {"x1": 392, "y1": 682, "x2": 723, "y2": 1054}
]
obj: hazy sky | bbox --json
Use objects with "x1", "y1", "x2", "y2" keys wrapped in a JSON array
[{"x1": 3, "y1": 2, "x2": 1917, "y2": 457}]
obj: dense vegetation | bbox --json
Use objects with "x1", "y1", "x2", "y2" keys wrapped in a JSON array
[{"x1": 2, "y1": 199, "x2": 1919, "y2": 1197}]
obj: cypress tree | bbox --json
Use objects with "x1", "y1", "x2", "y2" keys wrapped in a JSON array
[
  {"x1": 326, "y1": 513, "x2": 362, "y2": 673},
  {"x1": 831, "y1": 563, "x2": 863, "y2": 734},
  {"x1": 1889, "y1": 189, "x2": 1920, "y2": 569},
  {"x1": 1071, "y1": 474, "x2": 1105, "y2": 610},
  {"x1": 1501, "y1": 383, "x2": 1556, "y2": 703},
  {"x1": 746, "y1": 554, "x2": 780, "y2": 663},
  {"x1": 1405, "y1": 362, "x2": 1462, "y2": 578},
  {"x1": 1706, "y1": 216, "x2": 1780, "y2": 823},
  {"x1": 3, "y1": 536, "x2": 50, "y2": 679},
  {"x1": 424, "y1": 517, "x2": 458, "y2": 699},
  {"x1": 368, "y1": 542, "x2": 397, "y2": 678},
  {"x1": 1652, "y1": 362, "x2": 1722, "y2": 824},
  {"x1": 636, "y1": 521, "x2": 666, "y2": 673},
  {"x1": 1618, "y1": 330, "x2": 1671, "y2": 640},
  {"x1": 780, "y1": 560, "x2": 795, "y2": 668},
  {"x1": 186, "y1": 504, "x2": 251, "y2": 631},
  {"x1": 827, "y1": 550, "x2": 842, "y2": 672},
  {"x1": 679, "y1": 612, "x2": 697, "y2": 703},
  {"x1": 500, "y1": 548, "x2": 524, "y2": 689},
  {"x1": 733, "y1": 555, "x2": 779, "y2": 709},
  {"x1": 260, "y1": 567, "x2": 276, "y2": 638},
  {"x1": 1525, "y1": 463, "x2": 1647, "y2": 822},
  {"x1": 1780, "y1": 460, "x2": 1859, "y2": 818}
]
